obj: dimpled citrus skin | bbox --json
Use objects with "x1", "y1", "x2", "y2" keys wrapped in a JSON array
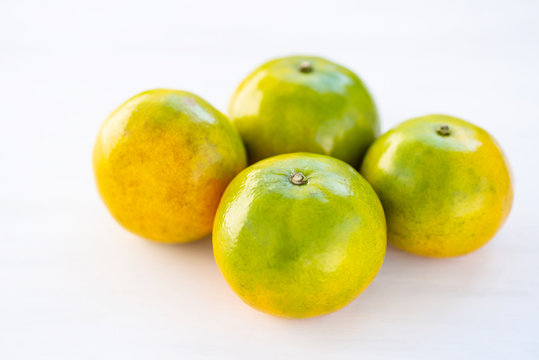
[
  {"x1": 228, "y1": 56, "x2": 379, "y2": 167},
  {"x1": 213, "y1": 153, "x2": 386, "y2": 318},
  {"x1": 360, "y1": 115, "x2": 513, "y2": 257},
  {"x1": 93, "y1": 89, "x2": 246, "y2": 243}
]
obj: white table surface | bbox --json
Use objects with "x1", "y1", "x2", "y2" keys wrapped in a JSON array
[{"x1": 1, "y1": 0, "x2": 538, "y2": 358}]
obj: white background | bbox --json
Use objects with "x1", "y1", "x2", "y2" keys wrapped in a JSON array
[{"x1": 1, "y1": 0, "x2": 538, "y2": 358}]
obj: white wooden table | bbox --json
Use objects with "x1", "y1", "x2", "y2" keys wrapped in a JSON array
[{"x1": 1, "y1": 0, "x2": 538, "y2": 358}]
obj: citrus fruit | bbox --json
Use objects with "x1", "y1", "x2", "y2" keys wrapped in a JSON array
[
  {"x1": 360, "y1": 114, "x2": 513, "y2": 257},
  {"x1": 213, "y1": 153, "x2": 386, "y2": 318},
  {"x1": 228, "y1": 56, "x2": 379, "y2": 167},
  {"x1": 93, "y1": 89, "x2": 247, "y2": 243}
]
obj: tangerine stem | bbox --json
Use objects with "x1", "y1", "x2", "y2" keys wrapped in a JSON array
[
  {"x1": 298, "y1": 61, "x2": 313, "y2": 73},
  {"x1": 437, "y1": 124, "x2": 451, "y2": 136},
  {"x1": 289, "y1": 172, "x2": 307, "y2": 185}
]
